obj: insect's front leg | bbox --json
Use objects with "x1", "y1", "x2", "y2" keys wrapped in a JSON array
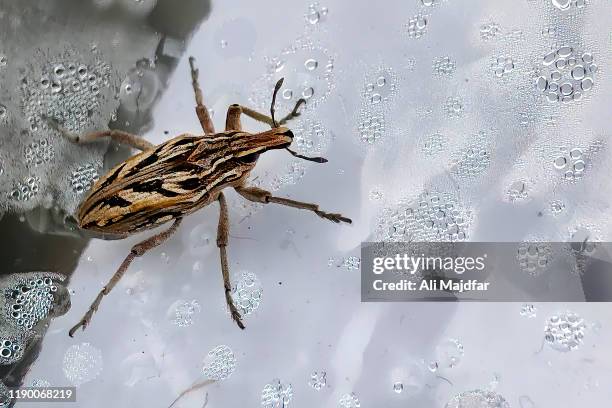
[
  {"x1": 188, "y1": 56, "x2": 215, "y2": 135},
  {"x1": 225, "y1": 98, "x2": 306, "y2": 130},
  {"x1": 68, "y1": 218, "x2": 183, "y2": 337},
  {"x1": 234, "y1": 185, "x2": 352, "y2": 224},
  {"x1": 43, "y1": 115, "x2": 155, "y2": 151},
  {"x1": 216, "y1": 192, "x2": 245, "y2": 329}
]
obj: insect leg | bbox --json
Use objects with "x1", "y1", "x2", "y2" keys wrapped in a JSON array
[
  {"x1": 234, "y1": 186, "x2": 352, "y2": 224},
  {"x1": 68, "y1": 218, "x2": 183, "y2": 337},
  {"x1": 216, "y1": 192, "x2": 245, "y2": 329},
  {"x1": 225, "y1": 104, "x2": 243, "y2": 131},
  {"x1": 228, "y1": 98, "x2": 306, "y2": 128},
  {"x1": 188, "y1": 56, "x2": 215, "y2": 135},
  {"x1": 43, "y1": 115, "x2": 154, "y2": 151}
]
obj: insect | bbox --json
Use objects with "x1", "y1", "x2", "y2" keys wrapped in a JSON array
[{"x1": 45, "y1": 56, "x2": 352, "y2": 337}]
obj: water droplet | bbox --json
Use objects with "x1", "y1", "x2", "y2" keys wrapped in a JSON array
[
  {"x1": 308, "y1": 371, "x2": 327, "y2": 390},
  {"x1": 202, "y1": 345, "x2": 236, "y2": 380},
  {"x1": 560, "y1": 83, "x2": 573, "y2": 96},
  {"x1": 261, "y1": 379, "x2": 293, "y2": 408},
  {"x1": 552, "y1": 0, "x2": 571, "y2": 9},
  {"x1": 544, "y1": 311, "x2": 586, "y2": 351},
  {"x1": 281, "y1": 88, "x2": 293, "y2": 100},
  {"x1": 446, "y1": 389, "x2": 509, "y2": 408},
  {"x1": 304, "y1": 58, "x2": 318, "y2": 71},
  {"x1": 62, "y1": 343, "x2": 103, "y2": 386},
  {"x1": 393, "y1": 382, "x2": 404, "y2": 394},
  {"x1": 571, "y1": 66, "x2": 585, "y2": 80},
  {"x1": 302, "y1": 87, "x2": 314, "y2": 99},
  {"x1": 339, "y1": 392, "x2": 360, "y2": 408},
  {"x1": 557, "y1": 46, "x2": 572, "y2": 58},
  {"x1": 536, "y1": 76, "x2": 548, "y2": 91},
  {"x1": 520, "y1": 304, "x2": 537, "y2": 318}
]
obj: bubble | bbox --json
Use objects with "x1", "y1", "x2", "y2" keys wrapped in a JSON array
[
  {"x1": 261, "y1": 379, "x2": 293, "y2": 408},
  {"x1": 536, "y1": 47, "x2": 596, "y2": 102},
  {"x1": 557, "y1": 46, "x2": 572, "y2": 57},
  {"x1": 421, "y1": 132, "x2": 446, "y2": 156},
  {"x1": 480, "y1": 21, "x2": 502, "y2": 41},
  {"x1": 445, "y1": 389, "x2": 509, "y2": 408},
  {"x1": 433, "y1": 56, "x2": 456, "y2": 76},
  {"x1": 231, "y1": 271, "x2": 263, "y2": 316},
  {"x1": 580, "y1": 77, "x2": 593, "y2": 91},
  {"x1": 552, "y1": 0, "x2": 571, "y2": 9},
  {"x1": 62, "y1": 343, "x2": 103, "y2": 386},
  {"x1": 282, "y1": 89, "x2": 293, "y2": 99},
  {"x1": 393, "y1": 382, "x2": 404, "y2": 393},
  {"x1": 544, "y1": 311, "x2": 586, "y2": 351},
  {"x1": 491, "y1": 55, "x2": 514, "y2": 77},
  {"x1": 254, "y1": 39, "x2": 334, "y2": 112},
  {"x1": 170, "y1": 299, "x2": 201, "y2": 327},
  {"x1": 202, "y1": 345, "x2": 236, "y2": 380},
  {"x1": 378, "y1": 191, "x2": 471, "y2": 242},
  {"x1": 336, "y1": 256, "x2": 361, "y2": 270},
  {"x1": 304, "y1": 58, "x2": 318, "y2": 71},
  {"x1": 369, "y1": 189, "x2": 384, "y2": 201},
  {"x1": 406, "y1": 14, "x2": 428, "y2": 38},
  {"x1": 5, "y1": 276, "x2": 58, "y2": 329},
  {"x1": 305, "y1": 3, "x2": 328, "y2": 25},
  {"x1": 358, "y1": 109, "x2": 385, "y2": 144},
  {"x1": 70, "y1": 163, "x2": 99, "y2": 194},
  {"x1": 444, "y1": 96, "x2": 464, "y2": 118},
  {"x1": 517, "y1": 241, "x2": 553, "y2": 275},
  {"x1": 308, "y1": 371, "x2": 327, "y2": 390},
  {"x1": 560, "y1": 83, "x2": 573, "y2": 95},
  {"x1": 339, "y1": 392, "x2": 361, "y2": 408},
  {"x1": 31, "y1": 379, "x2": 52, "y2": 388},
  {"x1": 507, "y1": 180, "x2": 528, "y2": 202},
  {"x1": 9, "y1": 176, "x2": 41, "y2": 202},
  {"x1": 0, "y1": 54, "x2": 7, "y2": 67},
  {"x1": 302, "y1": 87, "x2": 315, "y2": 99},
  {"x1": 520, "y1": 304, "x2": 537, "y2": 318},
  {"x1": 550, "y1": 200, "x2": 565, "y2": 215},
  {"x1": 571, "y1": 66, "x2": 585, "y2": 80}
]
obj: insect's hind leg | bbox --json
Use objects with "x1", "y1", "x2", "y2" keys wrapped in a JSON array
[
  {"x1": 188, "y1": 56, "x2": 215, "y2": 135},
  {"x1": 216, "y1": 192, "x2": 245, "y2": 329},
  {"x1": 68, "y1": 218, "x2": 183, "y2": 337},
  {"x1": 43, "y1": 115, "x2": 154, "y2": 151},
  {"x1": 235, "y1": 185, "x2": 352, "y2": 224}
]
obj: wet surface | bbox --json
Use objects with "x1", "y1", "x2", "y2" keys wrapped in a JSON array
[{"x1": 1, "y1": 0, "x2": 612, "y2": 407}]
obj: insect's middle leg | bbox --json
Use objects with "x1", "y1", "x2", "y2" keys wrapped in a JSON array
[
  {"x1": 68, "y1": 218, "x2": 183, "y2": 337},
  {"x1": 235, "y1": 185, "x2": 352, "y2": 224},
  {"x1": 216, "y1": 192, "x2": 245, "y2": 329},
  {"x1": 188, "y1": 56, "x2": 215, "y2": 135}
]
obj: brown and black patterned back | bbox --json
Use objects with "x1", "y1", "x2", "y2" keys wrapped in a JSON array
[{"x1": 77, "y1": 132, "x2": 254, "y2": 235}]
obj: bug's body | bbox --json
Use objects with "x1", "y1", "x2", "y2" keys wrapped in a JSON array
[
  {"x1": 55, "y1": 56, "x2": 351, "y2": 338},
  {"x1": 78, "y1": 129, "x2": 292, "y2": 235}
]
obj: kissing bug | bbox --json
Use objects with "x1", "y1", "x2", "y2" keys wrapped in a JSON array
[{"x1": 46, "y1": 56, "x2": 352, "y2": 337}]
